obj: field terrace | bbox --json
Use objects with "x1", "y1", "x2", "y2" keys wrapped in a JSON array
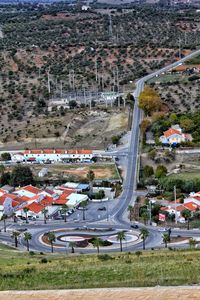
[{"x1": 0, "y1": 184, "x2": 89, "y2": 220}]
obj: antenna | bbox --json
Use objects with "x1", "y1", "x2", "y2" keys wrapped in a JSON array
[{"x1": 47, "y1": 70, "x2": 51, "y2": 94}]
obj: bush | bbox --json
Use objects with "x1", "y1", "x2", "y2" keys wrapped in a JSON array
[
  {"x1": 98, "y1": 254, "x2": 113, "y2": 261},
  {"x1": 29, "y1": 251, "x2": 35, "y2": 256},
  {"x1": 40, "y1": 258, "x2": 48, "y2": 264}
]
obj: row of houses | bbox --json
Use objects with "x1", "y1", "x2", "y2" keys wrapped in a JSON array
[
  {"x1": 0, "y1": 183, "x2": 90, "y2": 220},
  {"x1": 160, "y1": 191, "x2": 200, "y2": 222},
  {"x1": 11, "y1": 149, "x2": 94, "y2": 163}
]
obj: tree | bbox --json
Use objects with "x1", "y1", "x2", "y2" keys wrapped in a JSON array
[
  {"x1": 155, "y1": 165, "x2": 167, "y2": 178},
  {"x1": 139, "y1": 86, "x2": 161, "y2": 116},
  {"x1": 1, "y1": 152, "x2": 11, "y2": 161},
  {"x1": 0, "y1": 164, "x2": 5, "y2": 174},
  {"x1": 141, "y1": 211, "x2": 148, "y2": 225},
  {"x1": 47, "y1": 232, "x2": 56, "y2": 253},
  {"x1": 116, "y1": 231, "x2": 126, "y2": 252},
  {"x1": 139, "y1": 228, "x2": 149, "y2": 250},
  {"x1": 111, "y1": 135, "x2": 120, "y2": 145},
  {"x1": 1, "y1": 214, "x2": 7, "y2": 232},
  {"x1": 11, "y1": 231, "x2": 20, "y2": 248},
  {"x1": 69, "y1": 241, "x2": 76, "y2": 253},
  {"x1": 87, "y1": 170, "x2": 95, "y2": 195},
  {"x1": 23, "y1": 207, "x2": 29, "y2": 224},
  {"x1": 61, "y1": 204, "x2": 69, "y2": 222},
  {"x1": 0, "y1": 172, "x2": 10, "y2": 186},
  {"x1": 79, "y1": 200, "x2": 88, "y2": 221},
  {"x1": 93, "y1": 237, "x2": 101, "y2": 254},
  {"x1": 189, "y1": 238, "x2": 198, "y2": 249},
  {"x1": 24, "y1": 232, "x2": 32, "y2": 251},
  {"x1": 162, "y1": 233, "x2": 170, "y2": 248},
  {"x1": 128, "y1": 205, "x2": 133, "y2": 222},
  {"x1": 143, "y1": 165, "x2": 154, "y2": 179},
  {"x1": 180, "y1": 118, "x2": 194, "y2": 131},
  {"x1": 42, "y1": 208, "x2": 48, "y2": 224},
  {"x1": 69, "y1": 100, "x2": 77, "y2": 109},
  {"x1": 140, "y1": 118, "x2": 151, "y2": 135},
  {"x1": 182, "y1": 209, "x2": 192, "y2": 230},
  {"x1": 148, "y1": 149, "x2": 156, "y2": 160},
  {"x1": 10, "y1": 165, "x2": 34, "y2": 187}
]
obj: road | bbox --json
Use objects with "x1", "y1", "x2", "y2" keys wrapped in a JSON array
[{"x1": 2, "y1": 48, "x2": 200, "y2": 253}]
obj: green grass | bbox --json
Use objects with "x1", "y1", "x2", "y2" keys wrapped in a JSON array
[
  {"x1": 169, "y1": 172, "x2": 200, "y2": 180},
  {"x1": 0, "y1": 244, "x2": 200, "y2": 290},
  {"x1": 185, "y1": 56, "x2": 200, "y2": 65},
  {"x1": 147, "y1": 73, "x2": 185, "y2": 84}
]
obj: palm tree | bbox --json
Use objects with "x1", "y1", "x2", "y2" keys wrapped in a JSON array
[
  {"x1": 87, "y1": 170, "x2": 95, "y2": 195},
  {"x1": 93, "y1": 237, "x2": 101, "y2": 254},
  {"x1": 182, "y1": 209, "x2": 192, "y2": 230},
  {"x1": 189, "y1": 238, "x2": 198, "y2": 249},
  {"x1": 11, "y1": 231, "x2": 20, "y2": 248},
  {"x1": 162, "y1": 233, "x2": 170, "y2": 248},
  {"x1": 139, "y1": 228, "x2": 149, "y2": 250},
  {"x1": 42, "y1": 208, "x2": 48, "y2": 224},
  {"x1": 128, "y1": 205, "x2": 133, "y2": 222},
  {"x1": 69, "y1": 241, "x2": 76, "y2": 253},
  {"x1": 61, "y1": 204, "x2": 69, "y2": 222},
  {"x1": 116, "y1": 231, "x2": 126, "y2": 252},
  {"x1": 23, "y1": 207, "x2": 30, "y2": 224},
  {"x1": 24, "y1": 232, "x2": 32, "y2": 251},
  {"x1": 1, "y1": 214, "x2": 7, "y2": 232},
  {"x1": 47, "y1": 232, "x2": 56, "y2": 253},
  {"x1": 79, "y1": 200, "x2": 88, "y2": 221},
  {"x1": 141, "y1": 211, "x2": 148, "y2": 225}
]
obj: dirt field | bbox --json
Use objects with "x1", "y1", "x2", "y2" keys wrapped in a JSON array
[{"x1": 1, "y1": 287, "x2": 200, "y2": 300}]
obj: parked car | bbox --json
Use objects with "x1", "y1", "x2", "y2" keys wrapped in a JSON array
[
  {"x1": 98, "y1": 207, "x2": 106, "y2": 211},
  {"x1": 130, "y1": 224, "x2": 139, "y2": 229}
]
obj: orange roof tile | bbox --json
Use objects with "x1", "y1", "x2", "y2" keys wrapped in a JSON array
[
  {"x1": 22, "y1": 185, "x2": 41, "y2": 195},
  {"x1": 164, "y1": 128, "x2": 182, "y2": 138},
  {"x1": 40, "y1": 195, "x2": 54, "y2": 206},
  {"x1": 27, "y1": 202, "x2": 44, "y2": 213},
  {"x1": 183, "y1": 202, "x2": 200, "y2": 212}
]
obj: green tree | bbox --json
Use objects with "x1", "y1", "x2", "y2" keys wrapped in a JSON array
[
  {"x1": 23, "y1": 207, "x2": 29, "y2": 224},
  {"x1": 162, "y1": 233, "x2": 170, "y2": 248},
  {"x1": 79, "y1": 200, "x2": 88, "y2": 221},
  {"x1": 0, "y1": 172, "x2": 10, "y2": 186},
  {"x1": 42, "y1": 208, "x2": 48, "y2": 224},
  {"x1": 1, "y1": 214, "x2": 7, "y2": 232},
  {"x1": 0, "y1": 164, "x2": 5, "y2": 174},
  {"x1": 111, "y1": 135, "x2": 120, "y2": 145},
  {"x1": 148, "y1": 149, "x2": 156, "y2": 160},
  {"x1": 116, "y1": 231, "x2": 126, "y2": 252},
  {"x1": 69, "y1": 100, "x2": 77, "y2": 109},
  {"x1": 128, "y1": 205, "x2": 133, "y2": 222},
  {"x1": 69, "y1": 241, "x2": 76, "y2": 253},
  {"x1": 182, "y1": 209, "x2": 192, "y2": 230},
  {"x1": 10, "y1": 165, "x2": 34, "y2": 187},
  {"x1": 11, "y1": 231, "x2": 20, "y2": 248},
  {"x1": 189, "y1": 238, "x2": 198, "y2": 249},
  {"x1": 24, "y1": 232, "x2": 32, "y2": 251},
  {"x1": 143, "y1": 165, "x2": 154, "y2": 179},
  {"x1": 141, "y1": 211, "x2": 148, "y2": 225},
  {"x1": 155, "y1": 165, "x2": 167, "y2": 178},
  {"x1": 87, "y1": 170, "x2": 95, "y2": 195},
  {"x1": 139, "y1": 228, "x2": 149, "y2": 250},
  {"x1": 1, "y1": 152, "x2": 11, "y2": 161},
  {"x1": 47, "y1": 232, "x2": 56, "y2": 253},
  {"x1": 93, "y1": 237, "x2": 101, "y2": 254},
  {"x1": 61, "y1": 204, "x2": 69, "y2": 222}
]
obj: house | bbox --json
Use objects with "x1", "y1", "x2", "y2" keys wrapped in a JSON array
[
  {"x1": 38, "y1": 168, "x2": 48, "y2": 177},
  {"x1": 184, "y1": 192, "x2": 200, "y2": 206},
  {"x1": 159, "y1": 124, "x2": 192, "y2": 145}
]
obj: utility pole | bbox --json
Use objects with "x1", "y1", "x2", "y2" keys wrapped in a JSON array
[
  {"x1": 174, "y1": 185, "x2": 177, "y2": 224},
  {"x1": 95, "y1": 57, "x2": 98, "y2": 82},
  {"x1": 60, "y1": 81, "x2": 63, "y2": 98},
  {"x1": 149, "y1": 201, "x2": 152, "y2": 226},
  {"x1": 47, "y1": 70, "x2": 51, "y2": 94},
  {"x1": 178, "y1": 38, "x2": 181, "y2": 59}
]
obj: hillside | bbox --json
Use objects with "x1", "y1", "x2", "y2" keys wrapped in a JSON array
[
  {"x1": 0, "y1": 4, "x2": 200, "y2": 147},
  {"x1": 0, "y1": 244, "x2": 200, "y2": 290}
]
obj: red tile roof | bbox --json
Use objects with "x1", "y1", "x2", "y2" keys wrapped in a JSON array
[
  {"x1": 27, "y1": 202, "x2": 44, "y2": 213},
  {"x1": 164, "y1": 128, "x2": 182, "y2": 138},
  {"x1": 183, "y1": 202, "x2": 200, "y2": 212},
  {"x1": 40, "y1": 196, "x2": 54, "y2": 206},
  {"x1": 21, "y1": 185, "x2": 41, "y2": 195}
]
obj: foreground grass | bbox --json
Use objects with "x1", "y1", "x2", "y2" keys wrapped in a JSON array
[{"x1": 0, "y1": 245, "x2": 200, "y2": 290}]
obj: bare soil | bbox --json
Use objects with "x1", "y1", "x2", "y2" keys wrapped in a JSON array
[{"x1": 1, "y1": 287, "x2": 200, "y2": 300}]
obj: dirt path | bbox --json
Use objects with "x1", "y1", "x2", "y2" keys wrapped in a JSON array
[{"x1": 1, "y1": 287, "x2": 200, "y2": 300}]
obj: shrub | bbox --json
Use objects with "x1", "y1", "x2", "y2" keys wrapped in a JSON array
[
  {"x1": 40, "y1": 258, "x2": 48, "y2": 264},
  {"x1": 98, "y1": 254, "x2": 113, "y2": 261}
]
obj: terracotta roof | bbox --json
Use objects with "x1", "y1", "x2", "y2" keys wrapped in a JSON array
[
  {"x1": 24, "y1": 149, "x2": 93, "y2": 155},
  {"x1": 40, "y1": 195, "x2": 54, "y2": 206},
  {"x1": 22, "y1": 185, "x2": 41, "y2": 195},
  {"x1": 164, "y1": 128, "x2": 182, "y2": 138},
  {"x1": 55, "y1": 191, "x2": 73, "y2": 205},
  {"x1": 183, "y1": 202, "x2": 200, "y2": 211},
  {"x1": 27, "y1": 202, "x2": 44, "y2": 213}
]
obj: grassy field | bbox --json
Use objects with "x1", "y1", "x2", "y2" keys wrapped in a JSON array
[
  {"x1": 0, "y1": 244, "x2": 200, "y2": 290},
  {"x1": 169, "y1": 172, "x2": 200, "y2": 180}
]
